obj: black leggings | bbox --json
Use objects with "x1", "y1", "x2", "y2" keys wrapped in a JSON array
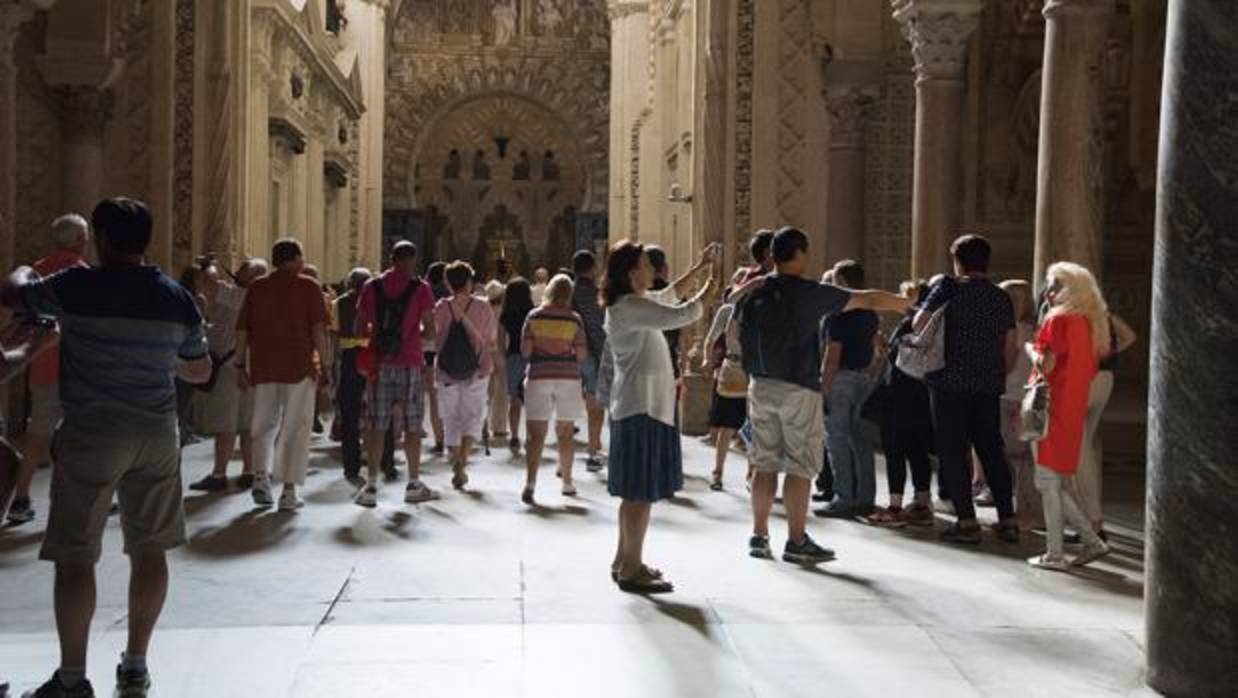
[{"x1": 882, "y1": 418, "x2": 933, "y2": 499}]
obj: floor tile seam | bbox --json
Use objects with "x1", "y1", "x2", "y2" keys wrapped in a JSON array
[
  {"x1": 313, "y1": 565, "x2": 356, "y2": 636},
  {"x1": 701, "y1": 596, "x2": 760, "y2": 698},
  {"x1": 914, "y1": 623, "x2": 986, "y2": 694}
]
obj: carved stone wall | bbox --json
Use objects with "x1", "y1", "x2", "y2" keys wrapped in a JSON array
[
  {"x1": 385, "y1": 0, "x2": 611, "y2": 237},
  {"x1": 172, "y1": 0, "x2": 194, "y2": 271},
  {"x1": 774, "y1": 0, "x2": 810, "y2": 225},
  {"x1": 733, "y1": 0, "x2": 754, "y2": 251},
  {"x1": 862, "y1": 11, "x2": 915, "y2": 292}
]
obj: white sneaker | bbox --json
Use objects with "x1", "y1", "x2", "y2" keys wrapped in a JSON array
[
  {"x1": 355, "y1": 485, "x2": 378, "y2": 508},
  {"x1": 278, "y1": 487, "x2": 304, "y2": 512},
  {"x1": 404, "y1": 480, "x2": 439, "y2": 504},
  {"x1": 562, "y1": 482, "x2": 578, "y2": 497},
  {"x1": 1028, "y1": 553, "x2": 1069, "y2": 571},
  {"x1": 251, "y1": 474, "x2": 273, "y2": 508}
]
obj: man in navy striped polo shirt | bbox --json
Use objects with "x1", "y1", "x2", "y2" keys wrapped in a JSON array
[{"x1": 4, "y1": 197, "x2": 210, "y2": 698}]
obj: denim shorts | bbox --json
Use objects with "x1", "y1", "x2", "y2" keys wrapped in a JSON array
[
  {"x1": 580, "y1": 355, "x2": 601, "y2": 398},
  {"x1": 505, "y1": 355, "x2": 527, "y2": 400}
]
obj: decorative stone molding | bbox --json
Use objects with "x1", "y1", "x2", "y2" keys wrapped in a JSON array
[
  {"x1": 269, "y1": 116, "x2": 308, "y2": 154},
  {"x1": 891, "y1": 0, "x2": 984, "y2": 82},
  {"x1": 733, "y1": 0, "x2": 754, "y2": 241},
  {"x1": 324, "y1": 158, "x2": 350, "y2": 188},
  {"x1": 826, "y1": 86, "x2": 878, "y2": 149}
]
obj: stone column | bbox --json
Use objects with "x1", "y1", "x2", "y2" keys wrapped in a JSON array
[
  {"x1": 892, "y1": 0, "x2": 982, "y2": 280},
  {"x1": 52, "y1": 86, "x2": 114, "y2": 217},
  {"x1": 0, "y1": 4, "x2": 35, "y2": 272},
  {"x1": 824, "y1": 82, "x2": 877, "y2": 265},
  {"x1": 607, "y1": 1, "x2": 651, "y2": 243},
  {"x1": 1146, "y1": 2, "x2": 1238, "y2": 694},
  {"x1": 1032, "y1": 0, "x2": 1113, "y2": 286},
  {"x1": 697, "y1": 0, "x2": 729, "y2": 259}
]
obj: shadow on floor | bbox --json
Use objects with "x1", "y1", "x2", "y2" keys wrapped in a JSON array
[
  {"x1": 184, "y1": 509, "x2": 301, "y2": 557},
  {"x1": 0, "y1": 527, "x2": 44, "y2": 554}
]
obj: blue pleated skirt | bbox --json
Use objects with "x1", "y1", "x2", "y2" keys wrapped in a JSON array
[{"x1": 607, "y1": 413, "x2": 683, "y2": 502}]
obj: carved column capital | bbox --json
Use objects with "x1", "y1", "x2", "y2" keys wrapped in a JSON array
[
  {"x1": 608, "y1": 1, "x2": 650, "y2": 23},
  {"x1": 52, "y1": 84, "x2": 114, "y2": 135},
  {"x1": 891, "y1": 0, "x2": 984, "y2": 83},
  {"x1": 825, "y1": 85, "x2": 879, "y2": 148},
  {"x1": 1043, "y1": 0, "x2": 1115, "y2": 20}
]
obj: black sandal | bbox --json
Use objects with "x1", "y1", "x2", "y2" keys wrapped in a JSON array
[
  {"x1": 612, "y1": 564, "x2": 663, "y2": 584},
  {"x1": 617, "y1": 567, "x2": 674, "y2": 594}
]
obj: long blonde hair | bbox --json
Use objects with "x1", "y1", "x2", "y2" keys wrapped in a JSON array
[{"x1": 1045, "y1": 262, "x2": 1111, "y2": 354}]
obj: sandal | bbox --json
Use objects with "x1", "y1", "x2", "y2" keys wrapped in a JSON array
[
  {"x1": 709, "y1": 478, "x2": 724, "y2": 492},
  {"x1": 617, "y1": 566, "x2": 674, "y2": 594},
  {"x1": 611, "y1": 564, "x2": 663, "y2": 583}
]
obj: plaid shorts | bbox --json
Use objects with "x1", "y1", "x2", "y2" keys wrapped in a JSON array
[{"x1": 362, "y1": 364, "x2": 426, "y2": 433}]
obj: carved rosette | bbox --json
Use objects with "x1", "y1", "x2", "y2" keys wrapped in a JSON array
[
  {"x1": 826, "y1": 86, "x2": 877, "y2": 149},
  {"x1": 891, "y1": 0, "x2": 983, "y2": 83}
]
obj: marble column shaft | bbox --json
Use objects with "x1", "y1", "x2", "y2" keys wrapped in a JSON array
[
  {"x1": 1032, "y1": 0, "x2": 1112, "y2": 287},
  {"x1": 699, "y1": 0, "x2": 729, "y2": 266},
  {"x1": 0, "y1": 4, "x2": 34, "y2": 273},
  {"x1": 893, "y1": 0, "x2": 983, "y2": 280},
  {"x1": 825, "y1": 85, "x2": 876, "y2": 265},
  {"x1": 1145, "y1": 1, "x2": 1238, "y2": 695},
  {"x1": 54, "y1": 85, "x2": 114, "y2": 221}
]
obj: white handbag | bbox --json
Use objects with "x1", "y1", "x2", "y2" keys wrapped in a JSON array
[
  {"x1": 895, "y1": 303, "x2": 947, "y2": 379},
  {"x1": 1019, "y1": 377, "x2": 1051, "y2": 442}
]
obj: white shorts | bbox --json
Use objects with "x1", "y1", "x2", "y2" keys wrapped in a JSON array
[{"x1": 524, "y1": 379, "x2": 586, "y2": 423}]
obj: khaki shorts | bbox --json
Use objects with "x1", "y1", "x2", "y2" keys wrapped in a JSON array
[
  {"x1": 192, "y1": 360, "x2": 254, "y2": 435},
  {"x1": 28, "y1": 382, "x2": 62, "y2": 436},
  {"x1": 40, "y1": 425, "x2": 186, "y2": 564},
  {"x1": 748, "y1": 377, "x2": 824, "y2": 481}
]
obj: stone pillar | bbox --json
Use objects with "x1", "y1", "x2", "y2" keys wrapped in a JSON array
[
  {"x1": 1032, "y1": 0, "x2": 1113, "y2": 286},
  {"x1": 37, "y1": 0, "x2": 123, "y2": 220},
  {"x1": 1146, "y1": 2, "x2": 1238, "y2": 694},
  {"x1": 52, "y1": 86, "x2": 114, "y2": 218},
  {"x1": 349, "y1": 0, "x2": 389, "y2": 269},
  {"x1": 824, "y1": 82, "x2": 877, "y2": 265},
  {"x1": 892, "y1": 0, "x2": 982, "y2": 280},
  {"x1": 0, "y1": 4, "x2": 35, "y2": 273},
  {"x1": 697, "y1": 0, "x2": 729, "y2": 260},
  {"x1": 607, "y1": 1, "x2": 651, "y2": 243}
]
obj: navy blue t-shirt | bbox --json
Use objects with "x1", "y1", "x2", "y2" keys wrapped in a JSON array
[
  {"x1": 822, "y1": 309, "x2": 878, "y2": 371},
  {"x1": 20, "y1": 265, "x2": 207, "y2": 434}
]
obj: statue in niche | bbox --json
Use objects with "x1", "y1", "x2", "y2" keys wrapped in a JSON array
[
  {"x1": 539, "y1": 0, "x2": 564, "y2": 35},
  {"x1": 513, "y1": 150, "x2": 531, "y2": 180},
  {"x1": 473, "y1": 149, "x2": 491, "y2": 180},
  {"x1": 443, "y1": 149, "x2": 461, "y2": 180},
  {"x1": 541, "y1": 151, "x2": 560, "y2": 181},
  {"x1": 445, "y1": 0, "x2": 473, "y2": 34},
  {"x1": 492, "y1": 0, "x2": 517, "y2": 46}
]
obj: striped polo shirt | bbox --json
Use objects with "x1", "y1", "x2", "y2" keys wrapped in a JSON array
[
  {"x1": 19, "y1": 265, "x2": 207, "y2": 435},
  {"x1": 522, "y1": 305, "x2": 585, "y2": 382}
]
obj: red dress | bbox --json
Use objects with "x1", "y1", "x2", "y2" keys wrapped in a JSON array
[{"x1": 1033, "y1": 314, "x2": 1097, "y2": 475}]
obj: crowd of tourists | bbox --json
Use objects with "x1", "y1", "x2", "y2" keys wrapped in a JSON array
[{"x1": 0, "y1": 196, "x2": 1135, "y2": 696}]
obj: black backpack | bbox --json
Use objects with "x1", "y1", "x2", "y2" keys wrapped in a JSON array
[
  {"x1": 738, "y1": 276, "x2": 798, "y2": 381},
  {"x1": 438, "y1": 299, "x2": 481, "y2": 380},
  {"x1": 374, "y1": 278, "x2": 419, "y2": 357}
]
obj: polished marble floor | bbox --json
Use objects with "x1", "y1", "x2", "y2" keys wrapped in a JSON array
[{"x1": 0, "y1": 430, "x2": 1153, "y2": 697}]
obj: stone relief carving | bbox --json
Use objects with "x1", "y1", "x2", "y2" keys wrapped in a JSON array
[
  {"x1": 395, "y1": 1, "x2": 608, "y2": 49},
  {"x1": 173, "y1": 0, "x2": 195, "y2": 270},
  {"x1": 826, "y1": 86, "x2": 876, "y2": 149},
  {"x1": 775, "y1": 0, "x2": 811, "y2": 225},
  {"x1": 733, "y1": 0, "x2": 754, "y2": 242},
  {"x1": 385, "y1": 6, "x2": 610, "y2": 213}
]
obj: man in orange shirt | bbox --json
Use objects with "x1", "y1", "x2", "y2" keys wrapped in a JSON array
[
  {"x1": 234, "y1": 239, "x2": 332, "y2": 512},
  {"x1": 6, "y1": 214, "x2": 90, "y2": 526}
]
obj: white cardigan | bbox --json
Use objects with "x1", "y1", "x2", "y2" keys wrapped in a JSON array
[{"x1": 603, "y1": 287, "x2": 703, "y2": 426}]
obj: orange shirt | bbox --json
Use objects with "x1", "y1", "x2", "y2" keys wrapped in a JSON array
[
  {"x1": 236, "y1": 269, "x2": 329, "y2": 385},
  {"x1": 29, "y1": 249, "x2": 88, "y2": 386}
]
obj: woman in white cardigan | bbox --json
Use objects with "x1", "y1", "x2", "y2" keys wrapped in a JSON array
[{"x1": 603, "y1": 240, "x2": 715, "y2": 593}]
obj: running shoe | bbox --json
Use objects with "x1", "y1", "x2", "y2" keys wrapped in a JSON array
[
  {"x1": 782, "y1": 535, "x2": 837, "y2": 564},
  {"x1": 355, "y1": 485, "x2": 378, "y2": 508},
  {"x1": 405, "y1": 480, "x2": 439, "y2": 504}
]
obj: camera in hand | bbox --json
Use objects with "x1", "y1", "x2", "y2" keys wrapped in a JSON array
[{"x1": 24, "y1": 314, "x2": 56, "y2": 329}]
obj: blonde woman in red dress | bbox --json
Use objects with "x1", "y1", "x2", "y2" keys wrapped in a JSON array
[{"x1": 1026, "y1": 262, "x2": 1112, "y2": 570}]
